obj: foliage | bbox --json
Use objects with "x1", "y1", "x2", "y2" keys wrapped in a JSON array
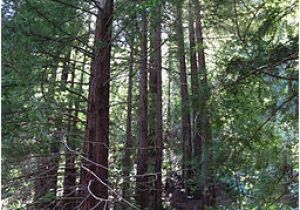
[{"x1": 1, "y1": 0, "x2": 298, "y2": 209}]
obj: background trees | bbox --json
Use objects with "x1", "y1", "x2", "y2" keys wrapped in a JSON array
[{"x1": 2, "y1": 0, "x2": 298, "y2": 209}]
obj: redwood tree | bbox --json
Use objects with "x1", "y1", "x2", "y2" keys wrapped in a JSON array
[
  {"x1": 136, "y1": 9, "x2": 149, "y2": 209},
  {"x1": 153, "y1": 4, "x2": 163, "y2": 210},
  {"x1": 122, "y1": 37, "x2": 135, "y2": 205},
  {"x1": 176, "y1": 0, "x2": 192, "y2": 194},
  {"x1": 80, "y1": 1, "x2": 114, "y2": 210},
  {"x1": 148, "y1": 3, "x2": 163, "y2": 209}
]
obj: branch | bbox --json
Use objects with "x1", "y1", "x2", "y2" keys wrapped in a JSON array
[
  {"x1": 254, "y1": 92, "x2": 298, "y2": 134},
  {"x1": 49, "y1": 0, "x2": 97, "y2": 16},
  {"x1": 82, "y1": 165, "x2": 140, "y2": 210}
]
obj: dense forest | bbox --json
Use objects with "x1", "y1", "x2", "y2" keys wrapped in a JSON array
[{"x1": 2, "y1": 0, "x2": 299, "y2": 209}]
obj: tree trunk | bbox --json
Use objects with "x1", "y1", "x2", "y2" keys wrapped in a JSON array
[
  {"x1": 122, "y1": 41, "x2": 135, "y2": 207},
  {"x1": 148, "y1": 10, "x2": 164, "y2": 207},
  {"x1": 194, "y1": 0, "x2": 213, "y2": 207},
  {"x1": 136, "y1": 10, "x2": 149, "y2": 209},
  {"x1": 153, "y1": 5, "x2": 163, "y2": 210},
  {"x1": 62, "y1": 51, "x2": 80, "y2": 210},
  {"x1": 176, "y1": 1, "x2": 192, "y2": 194},
  {"x1": 189, "y1": 0, "x2": 202, "y2": 160},
  {"x1": 148, "y1": 13, "x2": 158, "y2": 208},
  {"x1": 148, "y1": 4, "x2": 163, "y2": 208},
  {"x1": 189, "y1": 0, "x2": 205, "y2": 204},
  {"x1": 80, "y1": 1, "x2": 113, "y2": 210},
  {"x1": 194, "y1": 0, "x2": 206, "y2": 80}
]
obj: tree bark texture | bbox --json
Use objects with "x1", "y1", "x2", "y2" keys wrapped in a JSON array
[
  {"x1": 176, "y1": 1, "x2": 192, "y2": 193},
  {"x1": 153, "y1": 5, "x2": 163, "y2": 210},
  {"x1": 80, "y1": 1, "x2": 113, "y2": 210},
  {"x1": 122, "y1": 41, "x2": 135, "y2": 207},
  {"x1": 148, "y1": 11, "x2": 158, "y2": 208},
  {"x1": 62, "y1": 52, "x2": 79, "y2": 210},
  {"x1": 148, "y1": 4, "x2": 164, "y2": 208},
  {"x1": 136, "y1": 10, "x2": 149, "y2": 210},
  {"x1": 189, "y1": 0, "x2": 202, "y2": 161}
]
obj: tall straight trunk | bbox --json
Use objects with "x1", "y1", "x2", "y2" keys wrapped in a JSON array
[
  {"x1": 194, "y1": 0, "x2": 206, "y2": 165},
  {"x1": 194, "y1": 0, "x2": 206, "y2": 79},
  {"x1": 189, "y1": 0, "x2": 204, "y2": 204},
  {"x1": 80, "y1": 4, "x2": 93, "y2": 203},
  {"x1": 136, "y1": 10, "x2": 149, "y2": 209},
  {"x1": 48, "y1": 140, "x2": 60, "y2": 209},
  {"x1": 62, "y1": 51, "x2": 80, "y2": 210},
  {"x1": 49, "y1": 63, "x2": 60, "y2": 208},
  {"x1": 189, "y1": 0, "x2": 202, "y2": 160},
  {"x1": 166, "y1": 47, "x2": 173, "y2": 173},
  {"x1": 153, "y1": 5, "x2": 163, "y2": 210},
  {"x1": 148, "y1": 13, "x2": 164, "y2": 208},
  {"x1": 148, "y1": 15, "x2": 158, "y2": 208},
  {"x1": 80, "y1": 1, "x2": 113, "y2": 210},
  {"x1": 194, "y1": 0, "x2": 214, "y2": 207},
  {"x1": 148, "y1": 5, "x2": 160, "y2": 208},
  {"x1": 122, "y1": 42, "x2": 135, "y2": 205},
  {"x1": 176, "y1": 1, "x2": 192, "y2": 193}
]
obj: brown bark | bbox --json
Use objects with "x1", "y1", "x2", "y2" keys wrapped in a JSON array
[
  {"x1": 80, "y1": 1, "x2": 113, "y2": 210},
  {"x1": 148, "y1": 16, "x2": 157, "y2": 209},
  {"x1": 80, "y1": 4, "x2": 93, "y2": 202},
  {"x1": 194, "y1": 0, "x2": 214, "y2": 207},
  {"x1": 62, "y1": 52, "x2": 80, "y2": 210},
  {"x1": 148, "y1": 5, "x2": 162, "y2": 208},
  {"x1": 166, "y1": 46, "x2": 173, "y2": 173},
  {"x1": 136, "y1": 10, "x2": 149, "y2": 209},
  {"x1": 194, "y1": 0, "x2": 206, "y2": 79},
  {"x1": 153, "y1": 5, "x2": 163, "y2": 210},
  {"x1": 176, "y1": 1, "x2": 192, "y2": 193},
  {"x1": 148, "y1": 5, "x2": 163, "y2": 210},
  {"x1": 122, "y1": 41, "x2": 134, "y2": 205},
  {"x1": 189, "y1": 0, "x2": 202, "y2": 160}
]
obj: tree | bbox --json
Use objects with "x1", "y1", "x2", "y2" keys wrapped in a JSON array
[
  {"x1": 136, "y1": 6, "x2": 149, "y2": 210},
  {"x1": 153, "y1": 4, "x2": 163, "y2": 210},
  {"x1": 122, "y1": 33, "x2": 135, "y2": 206},
  {"x1": 175, "y1": 0, "x2": 192, "y2": 194},
  {"x1": 80, "y1": 1, "x2": 114, "y2": 209},
  {"x1": 2, "y1": 0, "x2": 298, "y2": 209}
]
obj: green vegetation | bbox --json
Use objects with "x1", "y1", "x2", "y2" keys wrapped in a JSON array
[{"x1": 2, "y1": 0, "x2": 298, "y2": 209}]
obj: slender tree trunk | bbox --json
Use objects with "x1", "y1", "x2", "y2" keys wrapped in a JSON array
[
  {"x1": 166, "y1": 47, "x2": 173, "y2": 173},
  {"x1": 48, "y1": 141, "x2": 60, "y2": 210},
  {"x1": 80, "y1": 1, "x2": 113, "y2": 209},
  {"x1": 176, "y1": 1, "x2": 192, "y2": 194},
  {"x1": 148, "y1": 12, "x2": 158, "y2": 208},
  {"x1": 194, "y1": 0, "x2": 214, "y2": 206},
  {"x1": 189, "y1": 0, "x2": 202, "y2": 160},
  {"x1": 194, "y1": 0, "x2": 206, "y2": 80},
  {"x1": 122, "y1": 42, "x2": 135, "y2": 206},
  {"x1": 48, "y1": 59, "x2": 62, "y2": 209},
  {"x1": 80, "y1": 4, "x2": 93, "y2": 205},
  {"x1": 62, "y1": 52, "x2": 79, "y2": 210},
  {"x1": 189, "y1": 0, "x2": 205, "y2": 203},
  {"x1": 153, "y1": 5, "x2": 163, "y2": 210},
  {"x1": 136, "y1": 10, "x2": 149, "y2": 209}
]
